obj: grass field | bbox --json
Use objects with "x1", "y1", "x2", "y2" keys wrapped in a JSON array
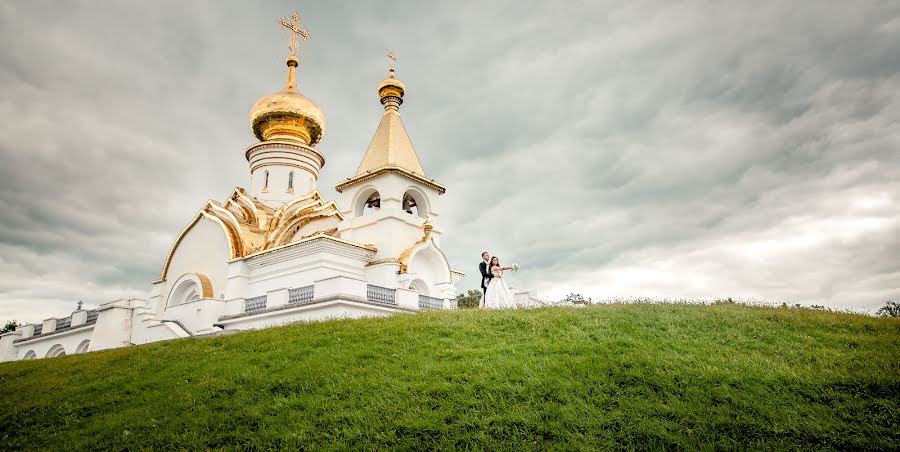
[{"x1": 0, "y1": 303, "x2": 897, "y2": 450}]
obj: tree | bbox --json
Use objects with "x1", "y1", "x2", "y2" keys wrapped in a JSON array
[
  {"x1": 0, "y1": 320, "x2": 17, "y2": 334},
  {"x1": 876, "y1": 301, "x2": 900, "y2": 318},
  {"x1": 456, "y1": 290, "x2": 482, "y2": 309}
]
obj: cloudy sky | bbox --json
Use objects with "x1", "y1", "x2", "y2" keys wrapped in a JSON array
[{"x1": 1, "y1": 1, "x2": 898, "y2": 322}]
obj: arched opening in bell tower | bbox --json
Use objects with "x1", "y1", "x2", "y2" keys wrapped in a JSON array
[
  {"x1": 362, "y1": 191, "x2": 380, "y2": 216},
  {"x1": 402, "y1": 189, "x2": 429, "y2": 218},
  {"x1": 402, "y1": 192, "x2": 420, "y2": 217}
]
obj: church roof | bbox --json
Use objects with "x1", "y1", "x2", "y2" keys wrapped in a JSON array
[
  {"x1": 354, "y1": 109, "x2": 425, "y2": 177},
  {"x1": 336, "y1": 64, "x2": 445, "y2": 194},
  {"x1": 158, "y1": 187, "x2": 361, "y2": 282}
]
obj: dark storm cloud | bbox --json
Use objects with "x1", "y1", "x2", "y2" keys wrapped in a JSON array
[{"x1": 0, "y1": 0, "x2": 898, "y2": 322}]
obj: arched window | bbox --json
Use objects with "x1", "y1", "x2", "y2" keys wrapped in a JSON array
[
  {"x1": 288, "y1": 171, "x2": 294, "y2": 192},
  {"x1": 22, "y1": 350, "x2": 36, "y2": 360},
  {"x1": 75, "y1": 340, "x2": 91, "y2": 354},
  {"x1": 363, "y1": 192, "x2": 381, "y2": 216},
  {"x1": 263, "y1": 170, "x2": 270, "y2": 192},
  {"x1": 46, "y1": 344, "x2": 66, "y2": 358}
]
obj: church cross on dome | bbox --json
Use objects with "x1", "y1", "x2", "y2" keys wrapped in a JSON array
[
  {"x1": 279, "y1": 12, "x2": 309, "y2": 57},
  {"x1": 278, "y1": 12, "x2": 310, "y2": 92}
]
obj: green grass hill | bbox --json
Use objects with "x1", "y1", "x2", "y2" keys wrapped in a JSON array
[{"x1": 1, "y1": 304, "x2": 897, "y2": 450}]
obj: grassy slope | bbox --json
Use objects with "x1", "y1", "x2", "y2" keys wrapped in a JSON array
[{"x1": 0, "y1": 304, "x2": 897, "y2": 450}]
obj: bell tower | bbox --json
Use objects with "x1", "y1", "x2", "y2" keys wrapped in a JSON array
[{"x1": 335, "y1": 54, "x2": 447, "y2": 262}]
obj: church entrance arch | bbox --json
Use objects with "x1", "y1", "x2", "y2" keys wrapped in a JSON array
[
  {"x1": 409, "y1": 279, "x2": 429, "y2": 296},
  {"x1": 166, "y1": 273, "x2": 214, "y2": 307}
]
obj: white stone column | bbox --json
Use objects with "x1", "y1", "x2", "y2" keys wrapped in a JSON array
[
  {"x1": 149, "y1": 281, "x2": 165, "y2": 315},
  {"x1": 90, "y1": 299, "x2": 134, "y2": 351},
  {"x1": 315, "y1": 276, "x2": 367, "y2": 299},
  {"x1": 225, "y1": 260, "x2": 250, "y2": 300},
  {"x1": 267, "y1": 288, "x2": 289, "y2": 308},
  {"x1": 42, "y1": 318, "x2": 57, "y2": 334},
  {"x1": 71, "y1": 310, "x2": 88, "y2": 327},
  {"x1": 395, "y1": 288, "x2": 419, "y2": 310},
  {"x1": 0, "y1": 331, "x2": 22, "y2": 362},
  {"x1": 18, "y1": 324, "x2": 34, "y2": 339}
]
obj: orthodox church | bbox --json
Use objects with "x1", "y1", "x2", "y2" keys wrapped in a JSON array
[{"x1": 0, "y1": 15, "x2": 481, "y2": 362}]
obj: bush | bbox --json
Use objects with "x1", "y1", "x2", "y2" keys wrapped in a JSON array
[
  {"x1": 456, "y1": 289, "x2": 482, "y2": 309},
  {"x1": 876, "y1": 301, "x2": 899, "y2": 318},
  {"x1": 0, "y1": 320, "x2": 16, "y2": 334}
]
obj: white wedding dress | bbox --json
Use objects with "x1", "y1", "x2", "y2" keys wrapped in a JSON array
[{"x1": 483, "y1": 269, "x2": 517, "y2": 309}]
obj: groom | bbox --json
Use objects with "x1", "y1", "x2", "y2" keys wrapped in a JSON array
[{"x1": 479, "y1": 251, "x2": 492, "y2": 306}]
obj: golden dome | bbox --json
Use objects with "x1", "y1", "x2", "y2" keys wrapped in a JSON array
[
  {"x1": 249, "y1": 55, "x2": 326, "y2": 146},
  {"x1": 377, "y1": 68, "x2": 406, "y2": 111}
]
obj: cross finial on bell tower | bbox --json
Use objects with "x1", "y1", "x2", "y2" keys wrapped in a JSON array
[{"x1": 388, "y1": 51, "x2": 397, "y2": 77}]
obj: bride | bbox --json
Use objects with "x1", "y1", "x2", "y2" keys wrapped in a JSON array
[{"x1": 483, "y1": 256, "x2": 517, "y2": 309}]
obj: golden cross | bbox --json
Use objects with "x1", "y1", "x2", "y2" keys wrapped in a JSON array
[
  {"x1": 388, "y1": 52, "x2": 397, "y2": 70},
  {"x1": 279, "y1": 12, "x2": 310, "y2": 57}
]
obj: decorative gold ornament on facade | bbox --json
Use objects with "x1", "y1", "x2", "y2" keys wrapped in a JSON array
[
  {"x1": 249, "y1": 11, "x2": 326, "y2": 147},
  {"x1": 160, "y1": 187, "x2": 348, "y2": 281},
  {"x1": 421, "y1": 213, "x2": 433, "y2": 239}
]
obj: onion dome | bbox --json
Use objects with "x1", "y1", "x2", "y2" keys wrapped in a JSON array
[
  {"x1": 377, "y1": 66, "x2": 406, "y2": 112},
  {"x1": 249, "y1": 54, "x2": 326, "y2": 146}
]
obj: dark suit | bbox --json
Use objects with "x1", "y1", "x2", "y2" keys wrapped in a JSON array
[{"x1": 479, "y1": 261, "x2": 493, "y2": 303}]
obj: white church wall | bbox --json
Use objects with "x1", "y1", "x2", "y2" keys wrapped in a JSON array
[
  {"x1": 337, "y1": 173, "x2": 444, "y2": 260},
  {"x1": 0, "y1": 331, "x2": 22, "y2": 362},
  {"x1": 131, "y1": 320, "x2": 189, "y2": 345},
  {"x1": 10, "y1": 325, "x2": 94, "y2": 360},
  {"x1": 293, "y1": 215, "x2": 341, "y2": 242},
  {"x1": 242, "y1": 241, "x2": 373, "y2": 298},
  {"x1": 395, "y1": 288, "x2": 420, "y2": 310},
  {"x1": 365, "y1": 262, "x2": 402, "y2": 288},
  {"x1": 90, "y1": 300, "x2": 135, "y2": 351},
  {"x1": 224, "y1": 260, "x2": 250, "y2": 301},
  {"x1": 341, "y1": 216, "x2": 425, "y2": 259},
  {"x1": 161, "y1": 217, "x2": 232, "y2": 312},
  {"x1": 162, "y1": 298, "x2": 227, "y2": 335},
  {"x1": 218, "y1": 299, "x2": 400, "y2": 331},
  {"x1": 247, "y1": 143, "x2": 324, "y2": 206},
  {"x1": 314, "y1": 275, "x2": 367, "y2": 299},
  {"x1": 407, "y1": 247, "x2": 450, "y2": 289}
]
